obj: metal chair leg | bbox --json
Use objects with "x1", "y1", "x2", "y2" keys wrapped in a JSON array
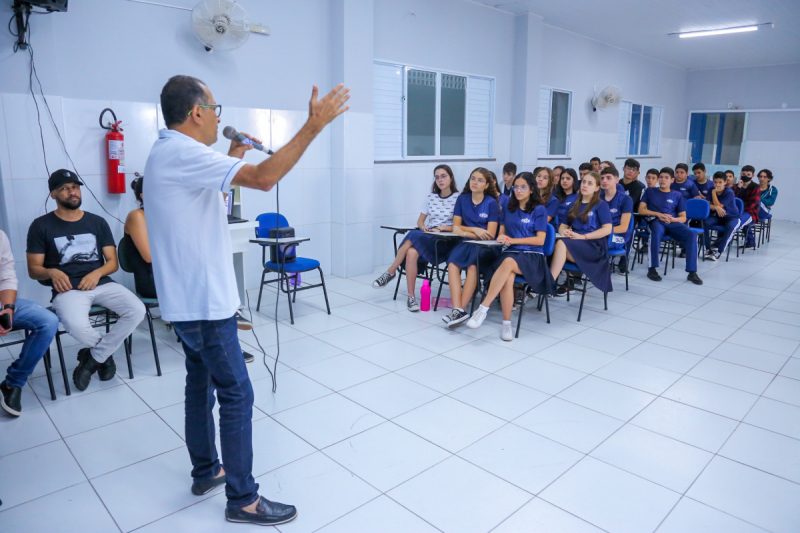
[
  {"x1": 146, "y1": 308, "x2": 162, "y2": 376},
  {"x1": 256, "y1": 269, "x2": 267, "y2": 311},
  {"x1": 43, "y1": 348, "x2": 56, "y2": 401},
  {"x1": 55, "y1": 333, "x2": 70, "y2": 396},
  {"x1": 318, "y1": 267, "x2": 331, "y2": 315}
]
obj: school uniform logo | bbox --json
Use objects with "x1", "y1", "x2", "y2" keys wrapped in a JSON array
[
  {"x1": 521, "y1": 218, "x2": 531, "y2": 224},
  {"x1": 610, "y1": 208, "x2": 618, "y2": 213},
  {"x1": 479, "y1": 212, "x2": 488, "y2": 219},
  {"x1": 667, "y1": 199, "x2": 674, "y2": 203}
]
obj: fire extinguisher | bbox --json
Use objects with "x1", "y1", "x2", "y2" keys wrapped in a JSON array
[{"x1": 99, "y1": 108, "x2": 126, "y2": 194}]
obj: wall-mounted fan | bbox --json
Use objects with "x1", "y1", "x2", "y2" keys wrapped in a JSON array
[
  {"x1": 191, "y1": 0, "x2": 269, "y2": 52},
  {"x1": 591, "y1": 85, "x2": 622, "y2": 112}
]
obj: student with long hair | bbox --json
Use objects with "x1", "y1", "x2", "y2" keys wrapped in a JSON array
[
  {"x1": 441, "y1": 167, "x2": 500, "y2": 327},
  {"x1": 555, "y1": 168, "x2": 579, "y2": 225},
  {"x1": 549, "y1": 172, "x2": 613, "y2": 295},
  {"x1": 373, "y1": 165, "x2": 459, "y2": 311},
  {"x1": 465, "y1": 172, "x2": 552, "y2": 340},
  {"x1": 535, "y1": 167, "x2": 560, "y2": 225},
  {"x1": 758, "y1": 168, "x2": 778, "y2": 220}
]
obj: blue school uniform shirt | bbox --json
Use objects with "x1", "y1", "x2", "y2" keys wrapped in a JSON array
[
  {"x1": 694, "y1": 179, "x2": 714, "y2": 201},
  {"x1": 671, "y1": 179, "x2": 700, "y2": 200},
  {"x1": 557, "y1": 193, "x2": 578, "y2": 227},
  {"x1": 602, "y1": 190, "x2": 634, "y2": 227},
  {"x1": 453, "y1": 193, "x2": 500, "y2": 230},
  {"x1": 714, "y1": 187, "x2": 740, "y2": 218},
  {"x1": 499, "y1": 193, "x2": 510, "y2": 213},
  {"x1": 642, "y1": 188, "x2": 686, "y2": 217},
  {"x1": 568, "y1": 201, "x2": 612, "y2": 234},
  {"x1": 502, "y1": 204, "x2": 547, "y2": 253},
  {"x1": 542, "y1": 194, "x2": 560, "y2": 222}
]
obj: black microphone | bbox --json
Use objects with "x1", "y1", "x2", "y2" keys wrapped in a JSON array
[{"x1": 222, "y1": 126, "x2": 273, "y2": 154}]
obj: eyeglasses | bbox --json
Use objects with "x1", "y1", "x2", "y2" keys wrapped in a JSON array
[
  {"x1": 513, "y1": 185, "x2": 530, "y2": 191},
  {"x1": 188, "y1": 103, "x2": 222, "y2": 117}
]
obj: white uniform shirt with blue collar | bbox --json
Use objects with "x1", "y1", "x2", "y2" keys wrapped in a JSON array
[{"x1": 143, "y1": 129, "x2": 246, "y2": 322}]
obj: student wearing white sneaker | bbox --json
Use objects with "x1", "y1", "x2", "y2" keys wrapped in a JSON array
[
  {"x1": 466, "y1": 173, "x2": 552, "y2": 341},
  {"x1": 441, "y1": 168, "x2": 500, "y2": 327},
  {"x1": 373, "y1": 165, "x2": 459, "y2": 311},
  {"x1": 705, "y1": 171, "x2": 741, "y2": 261}
]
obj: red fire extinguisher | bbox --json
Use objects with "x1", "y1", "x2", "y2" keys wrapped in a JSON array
[{"x1": 100, "y1": 108, "x2": 126, "y2": 194}]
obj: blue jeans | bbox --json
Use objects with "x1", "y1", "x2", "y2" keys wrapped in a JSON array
[
  {"x1": 172, "y1": 316, "x2": 258, "y2": 509},
  {"x1": 4, "y1": 298, "x2": 59, "y2": 388}
]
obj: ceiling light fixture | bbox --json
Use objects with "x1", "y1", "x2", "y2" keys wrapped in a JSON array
[{"x1": 671, "y1": 23, "x2": 773, "y2": 39}]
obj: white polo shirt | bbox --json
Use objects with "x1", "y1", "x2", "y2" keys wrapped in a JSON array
[{"x1": 143, "y1": 129, "x2": 246, "y2": 321}]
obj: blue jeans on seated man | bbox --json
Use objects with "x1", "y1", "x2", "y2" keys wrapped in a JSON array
[
  {"x1": 4, "y1": 298, "x2": 59, "y2": 388},
  {"x1": 648, "y1": 221, "x2": 698, "y2": 272},
  {"x1": 172, "y1": 316, "x2": 258, "y2": 509}
]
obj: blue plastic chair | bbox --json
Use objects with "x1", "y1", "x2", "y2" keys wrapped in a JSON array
[
  {"x1": 514, "y1": 224, "x2": 556, "y2": 337},
  {"x1": 255, "y1": 213, "x2": 330, "y2": 324},
  {"x1": 608, "y1": 214, "x2": 635, "y2": 291},
  {"x1": 686, "y1": 198, "x2": 710, "y2": 260}
]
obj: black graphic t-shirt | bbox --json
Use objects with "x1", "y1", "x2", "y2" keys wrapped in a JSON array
[{"x1": 27, "y1": 211, "x2": 115, "y2": 294}]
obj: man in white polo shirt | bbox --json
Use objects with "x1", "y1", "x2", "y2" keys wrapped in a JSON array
[{"x1": 144, "y1": 75, "x2": 348, "y2": 526}]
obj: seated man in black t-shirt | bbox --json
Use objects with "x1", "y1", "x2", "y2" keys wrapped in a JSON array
[{"x1": 26, "y1": 170, "x2": 145, "y2": 392}]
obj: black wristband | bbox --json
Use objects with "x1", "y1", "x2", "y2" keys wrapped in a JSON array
[{"x1": 2, "y1": 304, "x2": 15, "y2": 312}]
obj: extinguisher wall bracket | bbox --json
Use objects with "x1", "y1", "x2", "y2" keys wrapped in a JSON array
[{"x1": 99, "y1": 108, "x2": 120, "y2": 131}]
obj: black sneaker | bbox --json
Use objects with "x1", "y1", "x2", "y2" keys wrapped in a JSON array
[
  {"x1": 235, "y1": 312, "x2": 253, "y2": 331},
  {"x1": 372, "y1": 271, "x2": 396, "y2": 288},
  {"x1": 97, "y1": 356, "x2": 116, "y2": 381},
  {"x1": 225, "y1": 496, "x2": 297, "y2": 526},
  {"x1": 442, "y1": 308, "x2": 469, "y2": 328},
  {"x1": 191, "y1": 467, "x2": 226, "y2": 495},
  {"x1": 243, "y1": 351, "x2": 255, "y2": 364},
  {"x1": 687, "y1": 272, "x2": 703, "y2": 285},
  {"x1": 0, "y1": 381, "x2": 21, "y2": 417},
  {"x1": 647, "y1": 268, "x2": 662, "y2": 282},
  {"x1": 73, "y1": 348, "x2": 99, "y2": 392}
]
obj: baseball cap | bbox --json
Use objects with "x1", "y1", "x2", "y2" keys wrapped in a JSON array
[{"x1": 48, "y1": 169, "x2": 83, "y2": 192}]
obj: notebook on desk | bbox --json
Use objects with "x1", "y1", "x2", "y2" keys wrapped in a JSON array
[{"x1": 226, "y1": 189, "x2": 247, "y2": 224}]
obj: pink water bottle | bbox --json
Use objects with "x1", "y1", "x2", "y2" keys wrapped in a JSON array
[{"x1": 420, "y1": 279, "x2": 431, "y2": 312}]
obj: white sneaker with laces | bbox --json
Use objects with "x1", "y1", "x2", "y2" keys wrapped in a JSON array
[
  {"x1": 500, "y1": 322, "x2": 513, "y2": 341},
  {"x1": 466, "y1": 306, "x2": 487, "y2": 329}
]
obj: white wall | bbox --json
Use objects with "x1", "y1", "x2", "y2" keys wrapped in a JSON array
[{"x1": 685, "y1": 64, "x2": 800, "y2": 221}]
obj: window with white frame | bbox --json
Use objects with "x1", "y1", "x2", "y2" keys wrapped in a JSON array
[
  {"x1": 538, "y1": 87, "x2": 572, "y2": 157},
  {"x1": 373, "y1": 61, "x2": 494, "y2": 160},
  {"x1": 617, "y1": 101, "x2": 663, "y2": 157}
]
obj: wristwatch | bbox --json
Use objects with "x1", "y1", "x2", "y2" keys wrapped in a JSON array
[{"x1": 2, "y1": 304, "x2": 15, "y2": 312}]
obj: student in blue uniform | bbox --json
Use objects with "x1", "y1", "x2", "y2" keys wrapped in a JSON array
[
  {"x1": 638, "y1": 167, "x2": 703, "y2": 285},
  {"x1": 373, "y1": 165, "x2": 459, "y2": 311},
  {"x1": 704, "y1": 171, "x2": 741, "y2": 261},
  {"x1": 552, "y1": 165, "x2": 565, "y2": 187},
  {"x1": 672, "y1": 163, "x2": 701, "y2": 199},
  {"x1": 692, "y1": 162, "x2": 714, "y2": 201},
  {"x1": 555, "y1": 168, "x2": 579, "y2": 226},
  {"x1": 441, "y1": 167, "x2": 500, "y2": 327},
  {"x1": 466, "y1": 172, "x2": 552, "y2": 340},
  {"x1": 645, "y1": 168, "x2": 659, "y2": 189},
  {"x1": 600, "y1": 166, "x2": 634, "y2": 272},
  {"x1": 535, "y1": 167, "x2": 560, "y2": 226},
  {"x1": 499, "y1": 162, "x2": 517, "y2": 212},
  {"x1": 549, "y1": 172, "x2": 613, "y2": 295},
  {"x1": 578, "y1": 162, "x2": 591, "y2": 180}
]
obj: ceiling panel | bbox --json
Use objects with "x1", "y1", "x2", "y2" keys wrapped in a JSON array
[{"x1": 473, "y1": 0, "x2": 800, "y2": 70}]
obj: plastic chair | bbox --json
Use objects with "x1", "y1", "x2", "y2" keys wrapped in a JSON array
[
  {"x1": 686, "y1": 199, "x2": 710, "y2": 260},
  {"x1": 514, "y1": 224, "x2": 555, "y2": 337},
  {"x1": 117, "y1": 236, "x2": 163, "y2": 378},
  {"x1": 255, "y1": 213, "x2": 330, "y2": 324},
  {"x1": 608, "y1": 215, "x2": 635, "y2": 291},
  {"x1": 0, "y1": 331, "x2": 58, "y2": 400}
]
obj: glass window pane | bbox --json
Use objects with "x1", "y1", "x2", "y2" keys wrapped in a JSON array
[
  {"x1": 440, "y1": 74, "x2": 466, "y2": 156},
  {"x1": 629, "y1": 104, "x2": 641, "y2": 155},
  {"x1": 640, "y1": 106, "x2": 652, "y2": 155},
  {"x1": 407, "y1": 69, "x2": 436, "y2": 156},
  {"x1": 549, "y1": 91, "x2": 569, "y2": 155},
  {"x1": 719, "y1": 112, "x2": 745, "y2": 165}
]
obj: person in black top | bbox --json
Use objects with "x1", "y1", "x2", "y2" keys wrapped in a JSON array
[
  {"x1": 26, "y1": 169, "x2": 145, "y2": 392},
  {"x1": 122, "y1": 176, "x2": 156, "y2": 298},
  {"x1": 621, "y1": 157, "x2": 645, "y2": 213}
]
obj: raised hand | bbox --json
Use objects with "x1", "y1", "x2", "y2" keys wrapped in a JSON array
[{"x1": 308, "y1": 84, "x2": 350, "y2": 131}]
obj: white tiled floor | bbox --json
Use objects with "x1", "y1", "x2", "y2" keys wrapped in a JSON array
[{"x1": 1, "y1": 221, "x2": 800, "y2": 532}]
